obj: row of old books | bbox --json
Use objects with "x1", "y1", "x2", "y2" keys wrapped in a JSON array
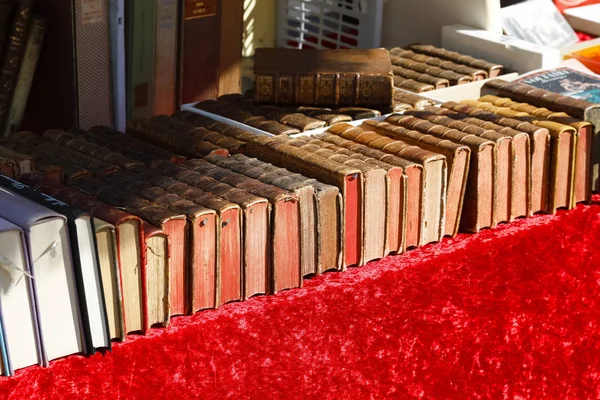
[
  {"x1": 0, "y1": 77, "x2": 596, "y2": 375},
  {"x1": 3, "y1": 0, "x2": 242, "y2": 135}
]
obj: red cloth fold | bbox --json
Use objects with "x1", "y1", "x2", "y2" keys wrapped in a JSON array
[{"x1": 3, "y1": 197, "x2": 600, "y2": 399}]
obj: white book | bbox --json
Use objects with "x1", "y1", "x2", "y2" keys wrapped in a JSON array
[
  {"x1": 564, "y1": 4, "x2": 600, "y2": 37},
  {"x1": 0, "y1": 217, "x2": 40, "y2": 374}
]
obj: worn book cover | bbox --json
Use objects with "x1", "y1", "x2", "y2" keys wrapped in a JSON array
[{"x1": 516, "y1": 67, "x2": 600, "y2": 103}]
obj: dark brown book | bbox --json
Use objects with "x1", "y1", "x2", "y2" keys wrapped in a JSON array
[
  {"x1": 182, "y1": 159, "x2": 302, "y2": 293},
  {"x1": 391, "y1": 65, "x2": 450, "y2": 89},
  {"x1": 390, "y1": 48, "x2": 488, "y2": 80},
  {"x1": 0, "y1": 0, "x2": 33, "y2": 130},
  {"x1": 479, "y1": 95, "x2": 592, "y2": 205},
  {"x1": 390, "y1": 55, "x2": 473, "y2": 86},
  {"x1": 393, "y1": 91, "x2": 436, "y2": 110},
  {"x1": 254, "y1": 48, "x2": 394, "y2": 106},
  {"x1": 361, "y1": 120, "x2": 470, "y2": 238},
  {"x1": 0, "y1": 144, "x2": 32, "y2": 177},
  {"x1": 156, "y1": 161, "x2": 267, "y2": 303},
  {"x1": 335, "y1": 107, "x2": 381, "y2": 120},
  {"x1": 218, "y1": 0, "x2": 242, "y2": 96},
  {"x1": 392, "y1": 76, "x2": 435, "y2": 93},
  {"x1": 0, "y1": 153, "x2": 15, "y2": 177},
  {"x1": 383, "y1": 115, "x2": 496, "y2": 233},
  {"x1": 407, "y1": 44, "x2": 504, "y2": 78},
  {"x1": 228, "y1": 153, "x2": 343, "y2": 275},
  {"x1": 441, "y1": 101, "x2": 551, "y2": 215},
  {"x1": 296, "y1": 108, "x2": 352, "y2": 125}
]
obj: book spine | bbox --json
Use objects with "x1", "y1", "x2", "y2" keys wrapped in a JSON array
[
  {"x1": 0, "y1": 1, "x2": 15, "y2": 61},
  {"x1": 0, "y1": 0, "x2": 34, "y2": 131},
  {"x1": 4, "y1": 15, "x2": 46, "y2": 137},
  {"x1": 217, "y1": 0, "x2": 242, "y2": 96},
  {"x1": 109, "y1": 0, "x2": 126, "y2": 131},
  {"x1": 255, "y1": 72, "x2": 393, "y2": 106},
  {"x1": 154, "y1": 0, "x2": 178, "y2": 116},
  {"x1": 127, "y1": 0, "x2": 157, "y2": 120},
  {"x1": 179, "y1": 0, "x2": 219, "y2": 104}
]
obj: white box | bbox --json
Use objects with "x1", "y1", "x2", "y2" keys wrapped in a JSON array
[
  {"x1": 564, "y1": 4, "x2": 600, "y2": 37},
  {"x1": 442, "y1": 24, "x2": 562, "y2": 74}
]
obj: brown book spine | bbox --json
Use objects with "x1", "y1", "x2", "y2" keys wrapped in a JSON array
[
  {"x1": 0, "y1": 0, "x2": 33, "y2": 129},
  {"x1": 217, "y1": 0, "x2": 242, "y2": 96},
  {"x1": 179, "y1": 0, "x2": 219, "y2": 104},
  {"x1": 407, "y1": 44, "x2": 504, "y2": 77},
  {"x1": 154, "y1": 0, "x2": 179, "y2": 115},
  {"x1": 391, "y1": 65, "x2": 449, "y2": 89}
]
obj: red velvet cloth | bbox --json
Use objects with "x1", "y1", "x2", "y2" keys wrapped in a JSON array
[{"x1": 2, "y1": 197, "x2": 600, "y2": 399}]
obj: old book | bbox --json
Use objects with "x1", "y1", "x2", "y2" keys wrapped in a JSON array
[
  {"x1": 125, "y1": 164, "x2": 242, "y2": 311},
  {"x1": 228, "y1": 153, "x2": 343, "y2": 275},
  {"x1": 93, "y1": 218, "x2": 125, "y2": 341},
  {"x1": 361, "y1": 120, "x2": 470, "y2": 238},
  {"x1": 390, "y1": 55, "x2": 473, "y2": 86},
  {"x1": 327, "y1": 123, "x2": 447, "y2": 245},
  {"x1": 183, "y1": 159, "x2": 301, "y2": 293},
  {"x1": 392, "y1": 77, "x2": 435, "y2": 93},
  {"x1": 0, "y1": 145, "x2": 32, "y2": 177},
  {"x1": 242, "y1": 135, "x2": 363, "y2": 268},
  {"x1": 393, "y1": 91, "x2": 436, "y2": 110},
  {"x1": 247, "y1": 119, "x2": 300, "y2": 136},
  {"x1": 4, "y1": 15, "x2": 46, "y2": 137},
  {"x1": 335, "y1": 107, "x2": 381, "y2": 120},
  {"x1": 397, "y1": 111, "x2": 515, "y2": 225},
  {"x1": 441, "y1": 101, "x2": 551, "y2": 215},
  {"x1": 0, "y1": 186, "x2": 83, "y2": 366},
  {"x1": 479, "y1": 95, "x2": 593, "y2": 204},
  {"x1": 98, "y1": 170, "x2": 218, "y2": 317},
  {"x1": 418, "y1": 105, "x2": 532, "y2": 220},
  {"x1": 293, "y1": 136, "x2": 407, "y2": 257},
  {"x1": 391, "y1": 65, "x2": 450, "y2": 89},
  {"x1": 0, "y1": 175, "x2": 111, "y2": 354},
  {"x1": 0, "y1": 0, "x2": 33, "y2": 130},
  {"x1": 0, "y1": 216, "x2": 40, "y2": 374},
  {"x1": 254, "y1": 48, "x2": 394, "y2": 106},
  {"x1": 154, "y1": 0, "x2": 178, "y2": 116},
  {"x1": 462, "y1": 99, "x2": 577, "y2": 213},
  {"x1": 253, "y1": 110, "x2": 326, "y2": 132},
  {"x1": 156, "y1": 161, "x2": 265, "y2": 304},
  {"x1": 296, "y1": 108, "x2": 352, "y2": 125},
  {"x1": 127, "y1": 0, "x2": 156, "y2": 120},
  {"x1": 383, "y1": 115, "x2": 495, "y2": 233},
  {"x1": 0, "y1": 155, "x2": 15, "y2": 177},
  {"x1": 481, "y1": 76, "x2": 600, "y2": 192},
  {"x1": 142, "y1": 224, "x2": 169, "y2": 328},
  {"x1": 407, "y1": 44, "x2": 504, "y2": 78},
  {"x1": 218, "y1": 0, "x2": 243, "y2": 95},
  {"x1": 311, "y1": 132, "x2": 417, "y2": 253},
  {"x1": 179, "y1": 0, "x2": 219, "y2": 104},
  {"x1": 390, "y1": 48, "x2": 488, "y2": 80}
]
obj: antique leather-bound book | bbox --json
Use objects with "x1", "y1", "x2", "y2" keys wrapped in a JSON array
[
  {"x1": 156, "y1": 161, "x2": 266, "y2": 303},
  {"x1": 390, "y1": 48, "x2": 488, "y2": 81},
  {"x1": 142, "y1": 224, "x2": 169, "y2": 328},
  {"x1": 205, "y1": 154, "x2": 318, "y2": 278},
  {"x1": 0, "y1": 145, "x2": 32, "y2": 177},
  {"x1": 154, "y1": 0, "x2": 179, "y2": 116},
  {"x1": 125, "y1": 164, "x2": 242, "y2": 311},
  {"x1": 390, "y1": 55, "x2": 473, "y2": 86},
  {"x1": 481, "y1": 79, "x2": 600, "y2": 192},
  {"x1": 0, "y1": 154, "x2": 15, "y2": 177},
  {"x1": 295, "y1": 108, "x2": 352, "y2": 126},
  {"x1": 393, "y1": 112, "x2": 515, "y2": 226},
  {"x1": 228, "y1": 153, "x2": 343, "y2": 274},
  {"x1": 418, "y1": 105, "x2": 532, "y2": 220},
  {"x1": 441, "y1": 101, "x2": 551, "y2": 215},
  {"x1": 392, "y1": 76, "x2": 435, "y2": 93},
  {"x1": 393, "y1": 91, "x2": 436, "y2": 111},
  {"x1": 70, "y1": 175, "x2": 190, "y2": 317},
  {"x1": 312, "y1": 132, "x2": 419, "y2": 252},
  {"x1": 383, "y1": 116, "x2": 496, "y2": 233},
  {"x1": 0, "y1": 140, "x2": 64, "y2": 183},
  {"x1": 254, "y1": 48, "x2": 394, "y2": 106},
  {"x1": 0, "y1": 175, "x2": 111, "y2": 354},
  {"x1": 242, "y1": 134, "x2": 363, "y2": 268},
  {"x1": 327, "y1": 123, "x2": 447, "y2": 246},
  {"x1": 407, "y1": 44, "x2": 504, "y2": 78},
  {"x1": 183, "y1": 159, "x2": 302, "y2": 293},
  {"x1": 294, "y1": 136, "x2": 407, "y2": 256},
  {"x1": 361, "y1": 120, "x2": 470, "y2": 238},
  {"x1": 391, "y1": 65, "x2": 450, "y2": 89},
  {"x1": 17, "y1": 174, "x2": 143, "y2": 335},
  {"x1": 464, "y1": 99, "x2": 577, "y2": 213},
  {"x1": 278, "y1": 137, "x2": 388, "y2": 263},
  {"x1": 479, "y1": 95, "x2": 593, "y2": 205}
]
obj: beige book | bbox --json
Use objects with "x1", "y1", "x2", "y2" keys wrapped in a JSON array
[{"x1": 143, "y1": 225, "x2": 169, "y2": 328}]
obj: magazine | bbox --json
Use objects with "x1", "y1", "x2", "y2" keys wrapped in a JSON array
[{"x1": 516, "y1": 66, "x2": 600, "y2": 103}]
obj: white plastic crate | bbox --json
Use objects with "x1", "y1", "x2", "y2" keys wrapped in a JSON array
[{"x1": 276, "y1": 0, "x2": 383, "y2": 50}]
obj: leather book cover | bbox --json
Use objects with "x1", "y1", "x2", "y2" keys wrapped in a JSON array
[
  {"x1": 0, "y1": 154, "x2": 15, "y2": 177},
  {"x1": 154, "y1": 0, "x2": 179, "y2": 116},
  {"x1": 407, "y1": 44, "x2": 504, "y2": 77},
  {"x1": 254, "y1": 48, "x2": 394, "y2": 106},
  {"x1": 392, "y1": 76, "x2": 435, "y2": 93},
  {"x1": 0, "y1": 145, "x2": 32, "y2": 177},
  {"x1": 383, "y1": 115, "x2": 495, "y2": 233},
  {"x1": 218, "y1": 0, "x2": 242, "y2": 96},
  {"x1": 127, "y1": 0, "x2": 156, "y2": 120},
  {"x1": 4, "y1": 15, "x2": 46, "y2": 137},
  {"x1": 390, "y1": 55, "x2": 473, "y2": 86},
  {"x1": 391, "y1": 65, "x2": 449, "y2": 89},
  {"x1": 334, "y1": 107, "x2": 381, "y2": 120},
  {"x1": 242, "y1": 134, "x2": 363, "y2": 269},
  {"x1": 418, "y1": 105, "x2": 531, "y2": 221},
  {"x1": 228, "y1": 153, "x2": 343, "y2": 275},
  {"x1": 480, "y1": 95, "x2": 592, "y2": 205},
  {"x1": 179, "y1": 0, "x2": 219, "y2": 104},
  {"x1": 393, "y1": 91, "x2": 436, "y2": 110},
  {"x1": 463, "y1": 99, "x2": 577, "y2": 213},
  {"x1": 442, "y1": 101, "x2": 551, "y2": 215},
  {"x1": 183, "y1": 158, "x2": 301, "y2": 293},
  {"x1": 0, "y1": 0, "x2": 33, "y2": 130},
  {"x1": 361, "y1": 120, "x2": 470, "y2": 238},
  {"x1": 142, "y1": 224, "x2": 170, "y2": 328},
  {"x1": 390, "y1": 48, "x2": 487, "y2": 80},
  {"x1": 2, "y1": 142, "x2": 62, "y2": 183}
]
